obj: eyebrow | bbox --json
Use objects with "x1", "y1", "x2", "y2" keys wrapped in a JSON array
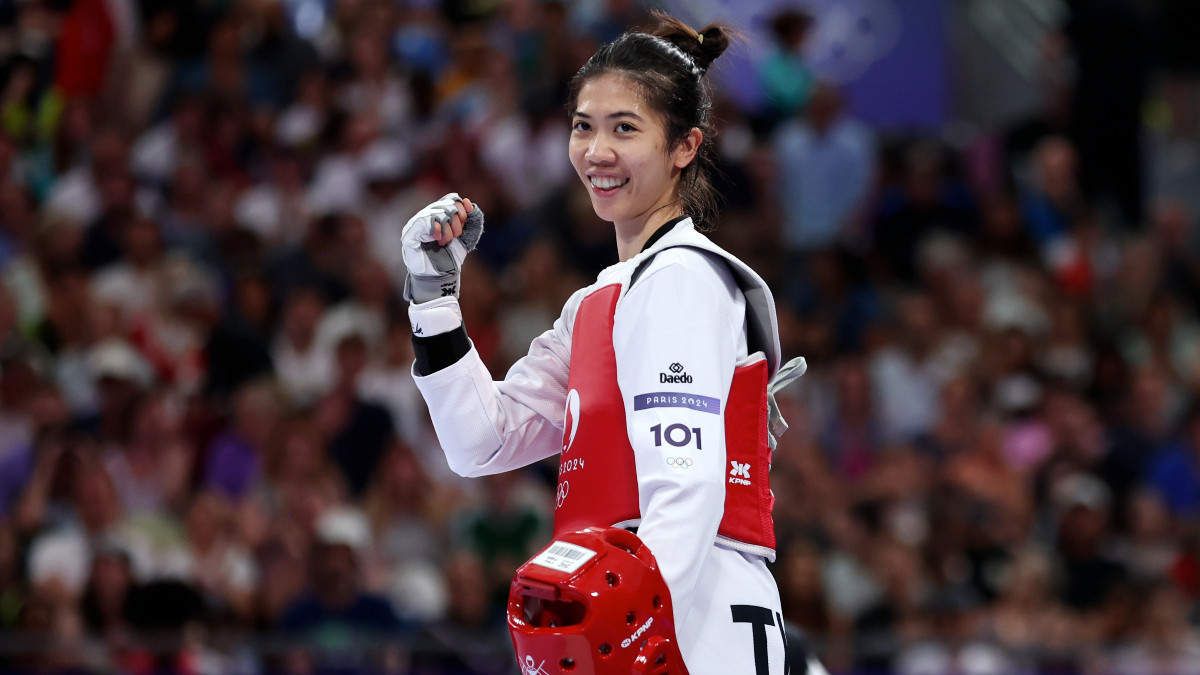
[{"x1": 572, "y1": 110, "x2": 645, "y2": 121}]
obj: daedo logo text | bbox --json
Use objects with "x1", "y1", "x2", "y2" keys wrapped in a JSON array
[{"x1": 660, "y1": 362, "x2": 692, "y2": 384}]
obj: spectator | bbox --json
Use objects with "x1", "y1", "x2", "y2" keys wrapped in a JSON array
[
  {"x1": 203, "y1": 378, "x2": 281, "y2": 501},
  {"x1": 1050, "y1": 473, "x2": 1127, "y2": 612},
  {"x1": 255, "y1": 412, "x2": 345, "y2": 531},
  {"x1": 89, "y1": 216, "x2": 165, "y2": 328},
  {"x1": 44, "y1": 127, "x2": 131, "y2": 228},
  {"x1": 23, "y1": 443, "x2": 139, "y2": 597},
  {"x1": 8, "y1": 421, "x2": 77, "y2": 535},
  {"x1": 1003, "y1": 32, "x2": 1074, "y2": 194},
  {"x1": 280, "y1": 506, "x2": 408, "y2": 671},
  {"x1": 1037, "y1": 295, "x2": 1093, "y2": 390},
  {"x1": 80, "y1": 161, "x2": 142, "y2": 274},
  {"x1": 316, "y1": 255, "x2": 397, "y2": 354},
  {"x1": 156, "y1": 150, "x2": 213, "y2": 260},
  {"x1": 820, "y1": 355, "x2": 881, "y2": 480},
  {"x1": 1146, "y1": 401, "x2": 1200, "y2": 518},
  {"x1": 1108, "y1": 582, "x2": 1200, "y2": 673},
  {"x1": 234, "y1": 146, "x2": 312, "y2": 248},
  {"x1": 316, "y1": 331, "x2": 394, "y2": 497},
  {"x1": 275, "y1": 68, "x2": 332, "y2": 150},
  {"x1": 0, "y1": 350, "x2": 42, "y2": 458},
  {"x1": 942, "y1": 415, "x2": 1031, "y2": 531},
  {"x1": 181, "y1": 491, "x2": 258, "y2": 621},
  {"x1": 1119, "y1": 291, "x2": 1200, "y2": 386},
  {"x1": 409, "y1": 551, "x2": 517, "y2": 675},
  {"x1": 874, "y1": 143, "x2": 976, "y2": 285},
  {"x1": 1018, "y1": 136, "x2": 1085, "y2": 267},
  {"x1": 354, "y1": 139, "x2": 430, "y2": 287},
  {"x1": 169, "y1": 16, "x2": 277, "y2": 110},
  {"x1": 229, "y1": 269, "x2": 275, "y2": 342},
  {"x1": 759, "y1": 9, "x2": 816, "y2": 124},
  {"x1": 307, "y1": 111, "x2": 381, "y2": 216},
  {"x1": 477, "y1": 54, "x2": 572, "y2": 214},
  {"x1": 0, "y1": 181, "x2": 39, "y2": 269},
  {"x1": 336, "y1": 29, "x2": 414, "y2": 137},
  {"x1": 79, "y1": 542, "x2": 135, "y2": 639},
  {"x1": 1101, "y1": 364, "x2": 1181, "y2": 511},
  {"x1": 453, "y1": 471, "x2": 548, "y2": 598},
  {"x1": 243, "y1": 0, "x2": 317, "y2": 109},
  {"x1": 982, "y1": 547, "x2": 1062, "y2": 662},
  {"x1": 495, "y1": 238, "x2": 584, "y2": 373},
  {"x1": 869, "y1": 291, "x2": 969, "y2": 445},
  {"x1": 86, "y1": 338, "x2": 153, "y2": 444},
  {"x1": 180, "y1": 266, "x2": 273, "y2": 402},
  {"x1": 775, "y1": 539, "x2": 835, "y2": 638},
  {"x1": 357, "y1": 320, "x2": 445, "y2": 474},
  {"x1": 102, "y1": 389, "x2": 192, "y2": 515},
  {"x1": 32, "y1": 262, "x2": 91, "y2": 362},
  {"x1": 266, "y1": 214, "x2": 352, "y2": 309},
  {"x1": 273, "y1": 285, "x2": 332, "y2": 407},
  {"x1": 364, "y1": 441, "x2": 453, "y2": 622},
  {"x1": 1111, "y1": 488, "x2": 1179, "y2": 585},
  {"x1": 129, "y1": 94, "x2": 205, "y2": 190},
  {"x1": 773, "y1": 83, "x2": 874, "y2": 258}
]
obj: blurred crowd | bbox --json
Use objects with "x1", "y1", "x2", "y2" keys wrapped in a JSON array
[{"x1": 0, "y1": 0, "x2": 1199, "y2": 673}]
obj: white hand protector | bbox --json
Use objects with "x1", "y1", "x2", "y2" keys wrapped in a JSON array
[{"x1": 401, "y1": 193, "x2": 485, "y2": 303}]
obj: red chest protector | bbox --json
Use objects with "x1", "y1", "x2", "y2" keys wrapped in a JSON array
[{"x1": 552, "y1": 283, "x2": 776, "y2": 557}]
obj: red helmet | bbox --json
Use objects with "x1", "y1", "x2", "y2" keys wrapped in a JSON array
[{"x1": 508, "y1": 527, "x2": 689, "y2": 675}]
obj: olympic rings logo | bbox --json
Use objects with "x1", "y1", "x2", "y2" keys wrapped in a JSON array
[{"x1": 666, "y1": 457, "x2": 694, "y2": 468}]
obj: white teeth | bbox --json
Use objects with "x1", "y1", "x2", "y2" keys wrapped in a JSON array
[{"x1": 590, "y1": 176, "x2": 627, "y2": 189}]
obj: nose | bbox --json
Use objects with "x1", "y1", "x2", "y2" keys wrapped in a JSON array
[{"x1": 585, "y1": 132, "x2": 615, "y2": 164}]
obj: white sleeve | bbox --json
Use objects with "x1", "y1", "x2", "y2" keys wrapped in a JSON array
[
  {"x1": 411, "y1": 297, "x2": 575, "y2": 477},
  {"x1": 612, "y1": 250, "x2": 747, "y2": 628}
]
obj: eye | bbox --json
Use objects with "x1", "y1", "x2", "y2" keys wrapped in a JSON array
[
  {"x1": 616, "y1": 122, "x2": 637, "y2": 133},
  {"x1": 572, "y1": 120, "x2": 591, "y2": 132}
]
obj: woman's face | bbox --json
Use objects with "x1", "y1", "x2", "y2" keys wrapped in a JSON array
[{"x1": 569, "y1": 73, "x2": 692, "y2": 230}]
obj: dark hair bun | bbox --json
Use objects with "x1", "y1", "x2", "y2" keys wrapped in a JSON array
[{"x1": 645, "y1": 11, "x2": 735, "y2": 74}]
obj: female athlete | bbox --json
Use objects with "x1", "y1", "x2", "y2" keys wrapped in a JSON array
[{"x1": 399, "y1": 13, "x2": 802, "y2": 675}]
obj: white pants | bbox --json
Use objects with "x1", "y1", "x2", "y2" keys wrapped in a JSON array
[{"x1": 677, "y1": 546, "x2": 787, "y2": 675}]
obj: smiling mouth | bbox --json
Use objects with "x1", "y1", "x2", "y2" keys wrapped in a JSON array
[{"x1": 589, "y1": 176, "x2": 629, "y2": 193}]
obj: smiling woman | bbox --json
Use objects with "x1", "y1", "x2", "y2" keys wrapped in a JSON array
[
  {"x1": 569, "y1": 74, "x2": 702, "y2": 260},
  {"x1": 400, "y1": 11, "x2": 803, "y2": 675},
  {"x1": 566, "y1": 13, "x2": 732, "y2": 259}
]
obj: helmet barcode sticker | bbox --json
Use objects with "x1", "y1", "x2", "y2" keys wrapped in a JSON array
[{"x1": 530, "y1": 542, "x2": 597, "y2": 573}]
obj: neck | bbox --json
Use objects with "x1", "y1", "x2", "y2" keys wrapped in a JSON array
[{"x1": 614, "y1": 199, "x2": 684, "y2": 262}]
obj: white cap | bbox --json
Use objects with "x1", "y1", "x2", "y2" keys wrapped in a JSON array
[
  {"x1": 360, "y1": 140, "x2": 413, "y2": 184},
  {"x1": 88, "y1": 339, "x2": 154, "y2": 387},
  {"x1": 984, "y1": 291, "x2": 1049, "y2": 337},
  {"x1": 162, "y1": 255, "x2": 220, "y2": 308},
  {"x1": 27, "y1": 530, "x2": 91, "y2": 595},
  {"x1": 315, "y1": 506, "x2": 372, "y2": 554}
]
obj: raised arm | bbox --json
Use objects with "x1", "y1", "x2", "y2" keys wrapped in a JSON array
[{"x1": 401, "y1": 194, "x2": 570, "y2": 476}]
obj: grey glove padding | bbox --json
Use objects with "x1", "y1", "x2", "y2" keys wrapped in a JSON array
[{"x1": 403, "y1": 204, "x2": 484, "y2": 302}]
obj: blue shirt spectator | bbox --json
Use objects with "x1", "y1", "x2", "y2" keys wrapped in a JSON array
[{"x1": 773, "y1": 84, "x2": 874, "y2": 253}]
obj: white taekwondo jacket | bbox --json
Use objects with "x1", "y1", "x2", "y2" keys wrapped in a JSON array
[{"x1": 409, "y1": 217, "x2": 796, "y2": 636}]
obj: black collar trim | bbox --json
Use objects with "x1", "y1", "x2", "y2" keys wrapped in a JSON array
[{"x1": 640, "y1": 215, "x2": 689, "y2": 253}]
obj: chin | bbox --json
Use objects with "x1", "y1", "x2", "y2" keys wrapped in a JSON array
[{"x1": 588, "y1": 200, "x2": 619, "y2": 224}]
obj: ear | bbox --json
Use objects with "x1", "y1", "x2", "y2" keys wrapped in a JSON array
[{"x1": 672, "y1": 128, "x2": 703, "y2": 170}]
